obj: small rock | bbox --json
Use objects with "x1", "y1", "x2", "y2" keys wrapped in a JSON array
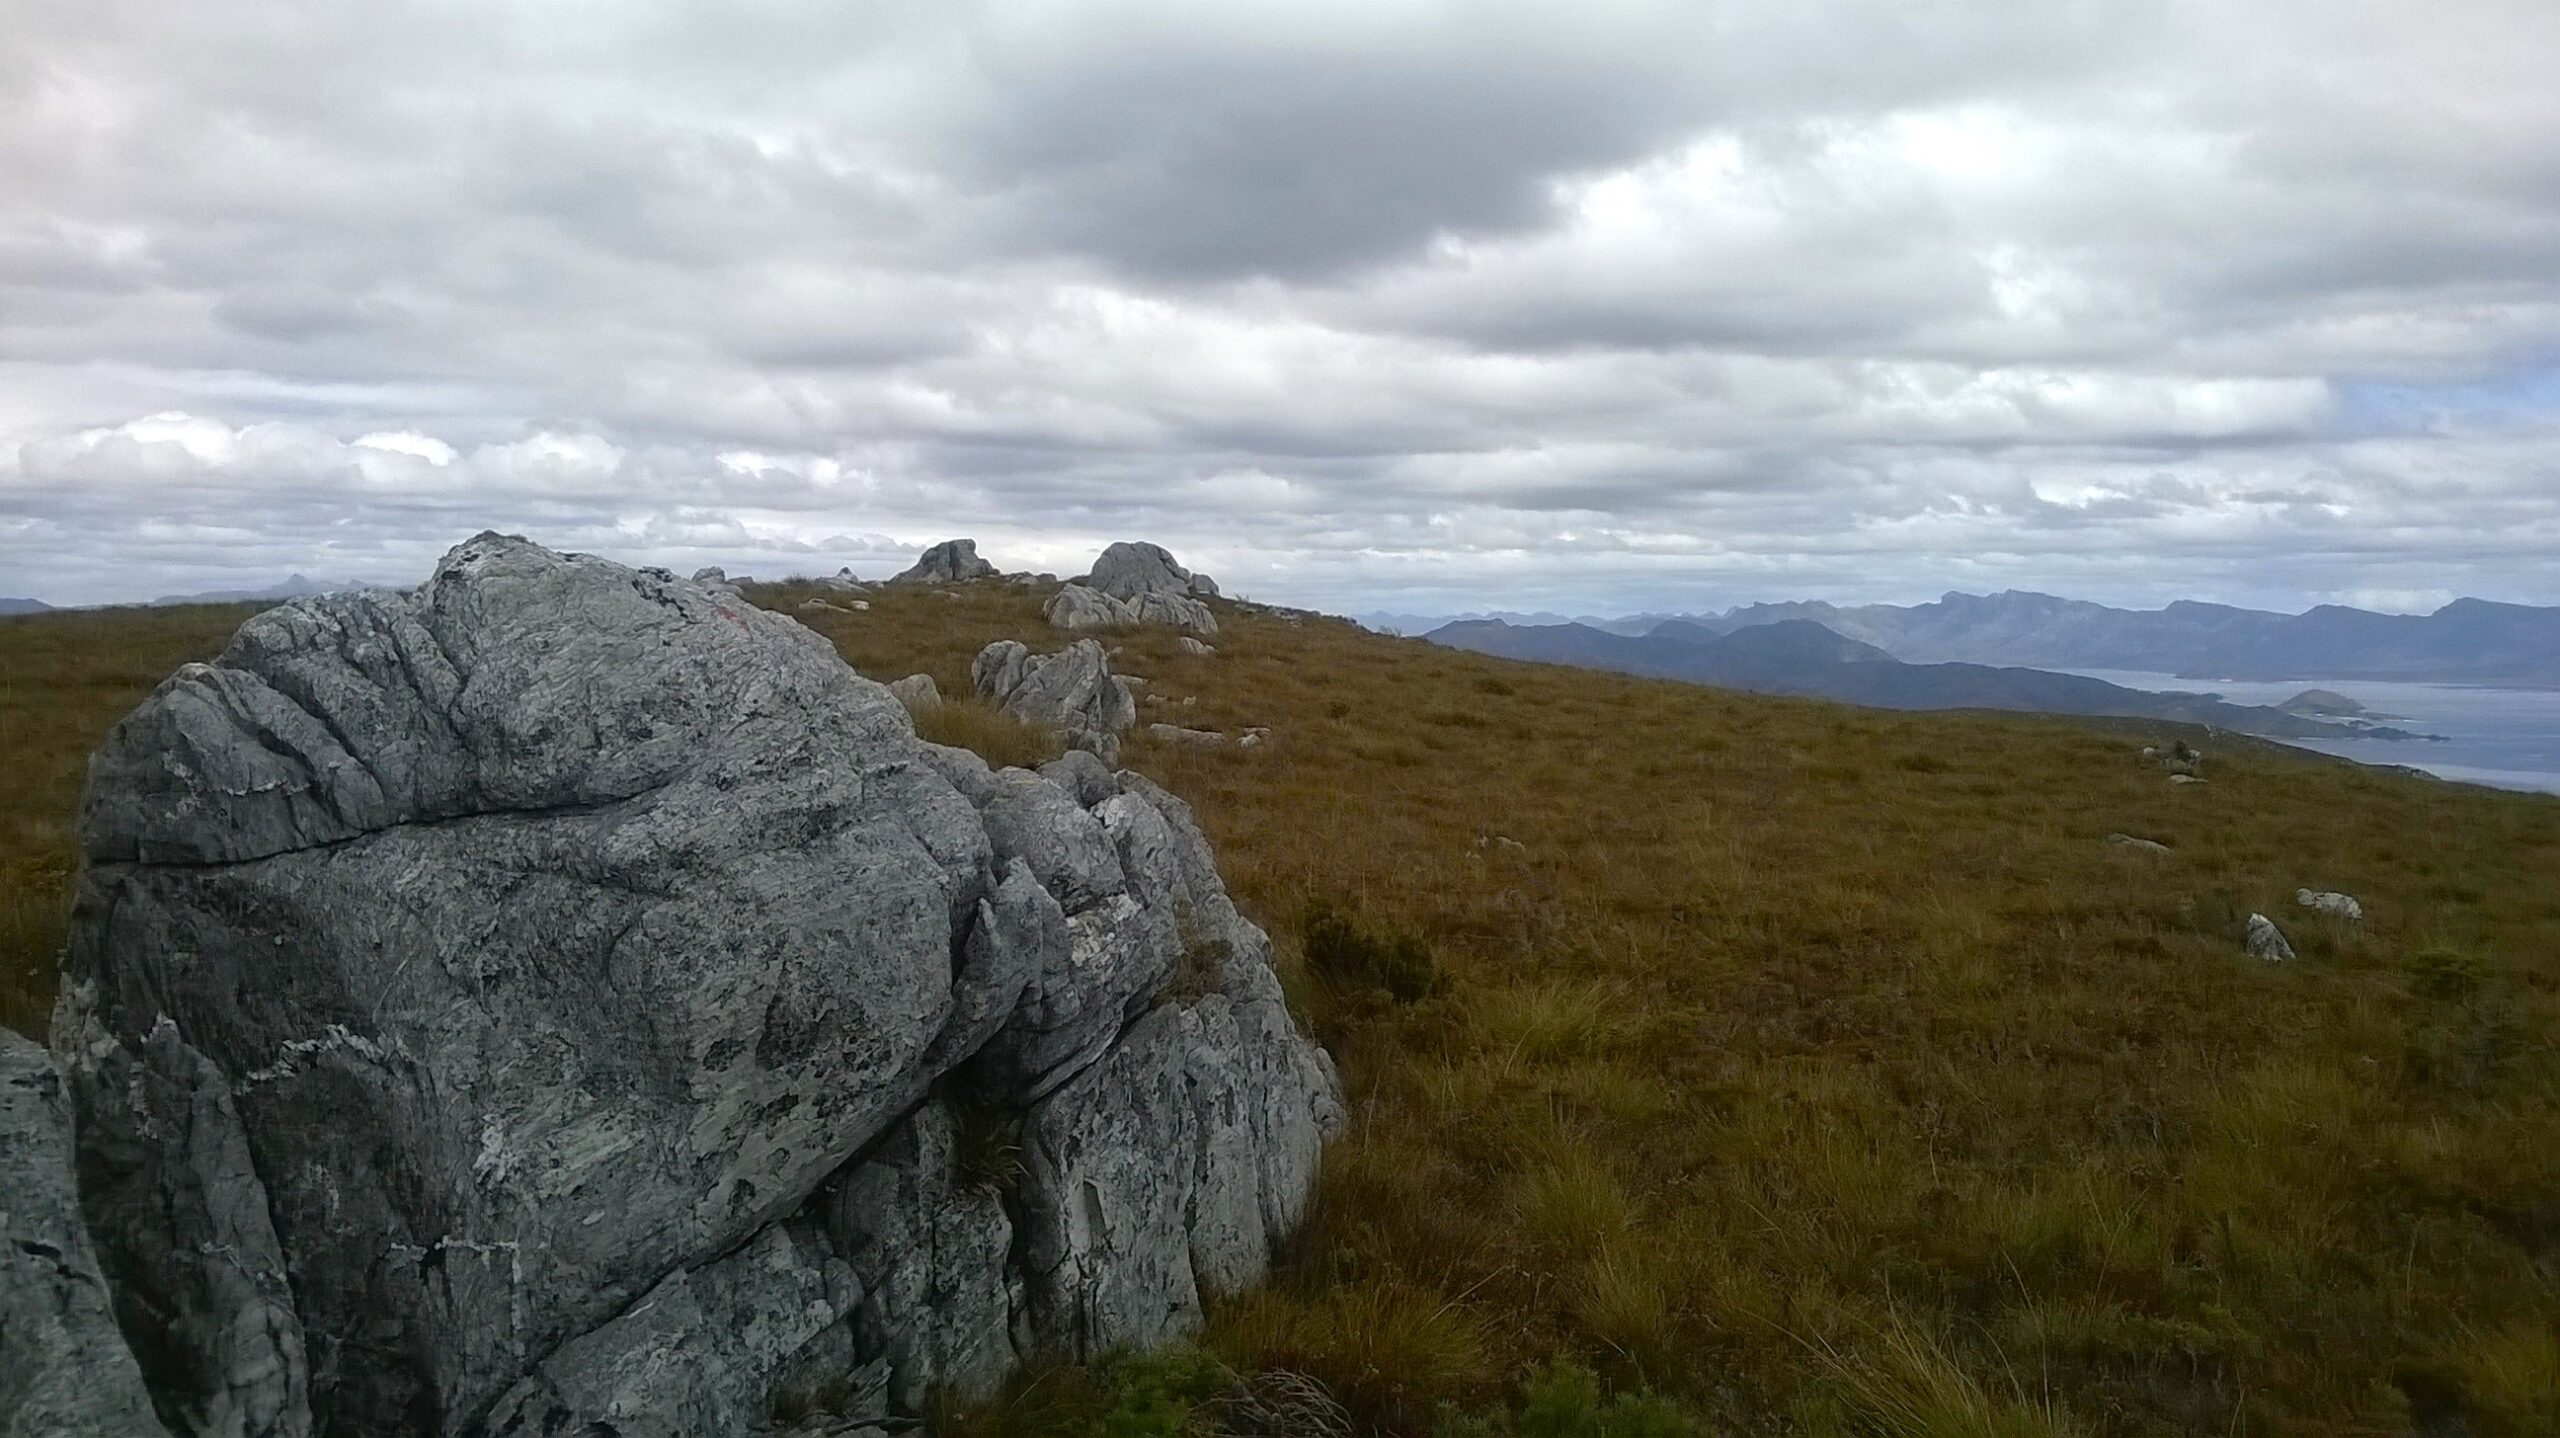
[
  {"x1": 799, "y1": 598, "x2": 852, "y2": 615},
  {"x1": 886, "y1": 674, "x2": 943, "y2": 719},
  {"x1": 1178, "y1": 637, "x2": 1214, "y2": 657},
  {"x1": 2108, "y1": 833, "x2": 2171, "y2": 853},
  {"x1": 2168, "y1": 773, "x2": 2205, "y2": 785},
  {"x1": 2296, "y1": 889, "x2": 2363, "y2": 921},
  {"x1": 1147, "y1": 724, "x2": 1228, "y2": 749},
  {"x1": 2244, "y1": 913, "x2": 2297, "y2": 962}
]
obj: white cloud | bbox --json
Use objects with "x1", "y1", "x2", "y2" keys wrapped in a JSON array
[{"x1": 0, "y1": 0, "x2": 2554, "y2": 613}]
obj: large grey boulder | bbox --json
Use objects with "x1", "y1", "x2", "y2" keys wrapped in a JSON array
[
  {"x1": 890, "y1": 539, "x2": 997, "y2": 584},
  {"x1": 0, "y1": 1028, "x2": 173, "y2": 1438},
  {"x1": 1083, "y1": 542, "x2": 1219, "y2": 602},
  {"x1": 57, "y1": 534, "x2": 1339, "y2": 1436},
  {"x1": 974, "y1": 638, "x2": 1139, "y2": 763}
]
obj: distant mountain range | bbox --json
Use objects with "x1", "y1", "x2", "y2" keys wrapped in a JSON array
[
  {"x1": 0, "y1": 596, "x2": 50, "y2": 615},
  {"x1": 1391, "y1": 590, "x2": 2560, "y2": 686},
  {"x1": 149, "y1": 574, "x2": 377, "y2": 606},
  {"x1": 1425, "y1": 618, "x2": 2430, "y2": 740}
]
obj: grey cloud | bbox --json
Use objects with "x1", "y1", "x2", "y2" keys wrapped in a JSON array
[{"x1": 2, "y1": 0, "x2": 2557, "y2": 618}]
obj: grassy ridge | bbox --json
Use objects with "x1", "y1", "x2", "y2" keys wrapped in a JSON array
[{"x1": 5, "y1": 583, "x2": 2557, "y2": 1435}]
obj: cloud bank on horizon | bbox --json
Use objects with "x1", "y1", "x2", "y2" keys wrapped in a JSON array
[{"x1": 3, "y1": 0, "x2": 2556, "y2": 613}]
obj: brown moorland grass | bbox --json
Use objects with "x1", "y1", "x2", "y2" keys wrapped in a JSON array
[{"x1": 4, "y1": 579, "x2": 2557, "y2": 1436}]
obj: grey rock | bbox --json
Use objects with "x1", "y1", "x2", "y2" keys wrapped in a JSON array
[
  {"x1": 2168, "y1": 773, "x2": 2206, "y2": 785},
  {"x1": 1148, "y1": 724, "x2": 1228, "y2": 749},
  {"x1": 887, "y1": 673, "x2": 943, "y2": 719},
  {"x1": 62, "y1": 532, "x2": 1339, "y2": 1436},
  {"x1": 50, "y1": 995, "x2": 312, "y2": 1438},
  {"x1": 1179, "y1": 637, "x2": 1215, "y2": 657},
  {"x1": 2244, "y1": 913, "x2": 2297, "y2": 962},
  {"x1": 890, "y1": 539, "x2": 997, "y2": 584},
  {"x1": 66, "y1": 535, "x2": 984, "y2": 1430},
  {"x1": 0, "y1": 1027, "x2": 173, "y2": 1438},
  {"x1": 1016, "y1": 993, "x2": 1341, "y2": 1358},
  {"x1": 2107, "y1": 833, "x2": 2171, "y2": 854},
  {"x1": 980, "y1": 769, "x2": 1128, "y2": 915},
  {"x1": 817, "y1": 569, "x2": 872, "y2": 594},
  {"x1": 800, "y1": 598, "x2": 856, "y2": 616},
  {"x1": 483, "y1": 1221, "x2": 862, "y2": 1438},
  {"x1": 1083, "y1": 542, "x2": 1220, "y2": 602},
  {"x1": 2296, "y1": 889, "x2": 2363, "y2": 921},
  {"x1": 826, "y1": 1101, "x2": 1021, "y2": 1410},
  {"x1": 973, "y1": 639, "x2": 1137, "y2": 764},
  {"x1": 1038, "y1": 750, "x2": 1122, "y2": 809},
  {"x1": 1131, "y1": 591, "x2": 1218, "y2": 636},
  {"x1": 1044, "y1": 584, "x2": 1128, "y2": 633},
  {"x1": 1045, "y1": 581, "x2": 1217, "y2": 638},
  {"x1": 691, "y1": 566, "x2": 729, "y2": 585}
]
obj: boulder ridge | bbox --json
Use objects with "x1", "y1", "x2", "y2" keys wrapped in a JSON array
[{"x1": 43, "y1": 533, "x2": 1340, "y2": 1437}]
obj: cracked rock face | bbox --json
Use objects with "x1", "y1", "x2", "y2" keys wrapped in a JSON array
[
  {"x1": 54, "y1": 533, "x2": 1341, "y2": 1437},
  {"x1": 0, "y1": 1028, "x2": 172, "y2": 1438}
]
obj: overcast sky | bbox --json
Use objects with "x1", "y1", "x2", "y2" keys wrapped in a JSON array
[{"x1": 4, "y1": 0, "x2": 2556, "y2": 614}]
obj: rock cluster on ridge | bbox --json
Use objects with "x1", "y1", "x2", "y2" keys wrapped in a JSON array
[
  {"x1": 40, "y1": 533, "x2": 1341, "y2": 1437},
  {"x1": 889, "y1": 538, "x2": 998, "y2": 584},
  {"x1": 1083, "y1": 541, "x2": 1219, "y2": 601},
  {"x1": 1036, "y1": 542, "x2": 1222, "y2": 637}
]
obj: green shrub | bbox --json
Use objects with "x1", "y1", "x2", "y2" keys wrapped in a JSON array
[
  {"x1": 1439, "y1": 1363, "x2": 1705, "y2": 1438},
  {"x1": 1301, "y1": 900, "x2": 1440, "y2": 1003}
]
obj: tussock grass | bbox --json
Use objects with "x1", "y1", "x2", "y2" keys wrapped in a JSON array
[
  {"x1": 5, "y1": 577, "x2": 2558, "y2": 1436},
  {"x1": 915, "y1": 695, "x2": 1066, "y2": 770}
]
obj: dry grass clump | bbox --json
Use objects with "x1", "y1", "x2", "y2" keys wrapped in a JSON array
[
  {"x1": 5, "y1": 575, "x2": 2558, "y2": 1436},
  {"x1": 915, "y1": 695, "x2": 1066, "y2": 770}
]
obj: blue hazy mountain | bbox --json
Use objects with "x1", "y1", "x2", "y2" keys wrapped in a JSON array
[
  {"x1": 1656, "y1": 592, "x2": 2560, "y2": 686},
  {"x1": 1423, "y1": 618, "x2": 2424, "y2": 740}
]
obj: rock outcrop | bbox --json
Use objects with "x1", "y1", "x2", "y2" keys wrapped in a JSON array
[
  {"x1": 973, "y1": 638, "x2": 1139, "y2": 763},
  {"x1": 0, "y1": 1029, "x2": 173, "y2": 1438},
  {"x1": 891, "y1": 539, "x2": 998, "y2": 585},
  {"x1": 1083, "y1": 542, "x2": 1219, "y2": 602},
  {"x1": 1043, "y1": 583, "x2": 1217, "y2": 638},
  {"x1": 51, "y1": 534, "x2": 1340, "y2": 1437}
]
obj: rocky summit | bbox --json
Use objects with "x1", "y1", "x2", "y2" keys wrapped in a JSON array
[{"x1": 32, "y1": 533, "x2": 1340, "y2": 1438}]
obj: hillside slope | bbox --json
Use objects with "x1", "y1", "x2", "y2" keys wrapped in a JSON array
[{"x1": 4, "y1": 588, "x2": 2557, "y2": 1437}]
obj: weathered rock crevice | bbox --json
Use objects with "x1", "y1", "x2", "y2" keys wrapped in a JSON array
[{"x1": 14, "y1": 534, "x2": 1342, "y2": 1438}]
